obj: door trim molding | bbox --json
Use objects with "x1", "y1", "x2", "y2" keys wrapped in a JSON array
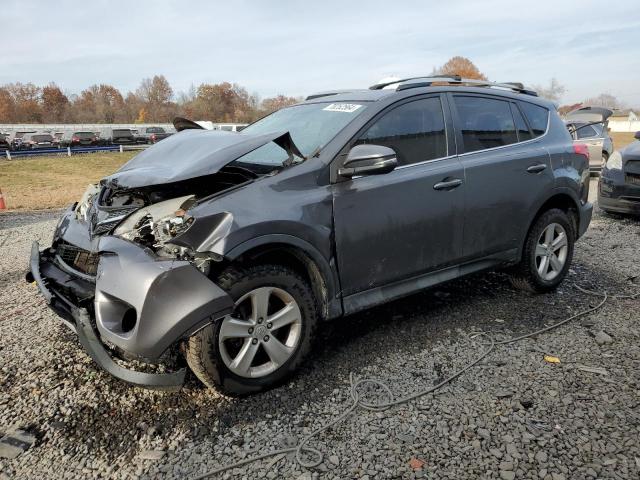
[{"x1": 341, "y1": 248, "x2": 518, "y2": 315}]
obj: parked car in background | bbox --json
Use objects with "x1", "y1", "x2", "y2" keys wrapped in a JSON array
[
  {"x1": 10, "y1": 131, "x2": 37, "y2": 150},
  {"x1": 0, "y1": 133, "x2": 10, "y2": 151},
  {"x1": 28, "y1": 76, "x2": 592, "y2": 395},
  {"x1": 129, "y1": 129, "x2": 144, "y2": 144},
  {"x1": 19, "y1": 133, "x2": 55, "y2": 150},
  {"x1": 599, "y1": 131, "x2": 640, "y2": 216},
  {"x1": 59, "y1": 131, "x2": 101, "y2": 148},
  {"x1": 138, "y1": 126, "x2": 173, "y2": 144},
  {"x1": 565, "y1": 106, "x2": 613, "y2": 171},
  {"x1": 52, "y1": 132, "x2": 66, "y2": 148},
  {"x1": 98, "y1": 128, "x2": 136, "y2": 145}
]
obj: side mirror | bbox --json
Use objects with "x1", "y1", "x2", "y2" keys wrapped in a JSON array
[
  {"x1": 634, "y1": 131, "x2": 640, "y2": 140},
  {"x1": 338, "y1": 144, "x2": 398, "y2": 178}
]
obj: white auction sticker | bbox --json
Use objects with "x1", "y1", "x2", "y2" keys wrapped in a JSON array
[{"x1": 322, "y1": 103, "x2": 363, "y2": 113}]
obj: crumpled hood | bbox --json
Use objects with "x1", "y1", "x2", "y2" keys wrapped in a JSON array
[{"x1": 102, "y1": 129, "x2": 299, "y2": 190}]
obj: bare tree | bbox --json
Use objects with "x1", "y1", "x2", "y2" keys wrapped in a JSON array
[
  {"x1": 582, "y1": 93, "x2": 621, "y2": 110},
  {"x1": 532, "y1": 78, "x2": 566, "y2": 103}
]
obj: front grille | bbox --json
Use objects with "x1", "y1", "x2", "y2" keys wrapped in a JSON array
[
  {"x1": 56, "y1": 241, "x2": 99, "y2": 276},
  {"x1": 89, "y1": 204, "x2": 138, "y2": 237},
  {"x1": 625, "y1": 173, "x2": 640, "y2": 186}
]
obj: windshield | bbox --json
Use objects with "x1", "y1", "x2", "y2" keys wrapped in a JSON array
[
  {"x1": 147, "y1": 127, "x2": 165, "y2": 133},
  {"x1": 238, "y1": 102, "x2": 367, "y2": 165}
]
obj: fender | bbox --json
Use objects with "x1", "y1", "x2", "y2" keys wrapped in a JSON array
[
  {"x1": 225, "y1": 234, "x2": 343, "y2": 319},
  {"x1": 521, "y1": 186, "x2": 583, "y2": 246}
]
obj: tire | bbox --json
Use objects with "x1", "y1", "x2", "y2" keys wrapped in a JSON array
[
  {"x1": 509, "y1": 208, "x2": 575, "y2": 293},
  {"x1": 186, "y1": 264, "x2": 318, "y2": 395}
]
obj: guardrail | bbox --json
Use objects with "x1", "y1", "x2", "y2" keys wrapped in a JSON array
[{"x1": 2, "y1": 144, "x2": 148, "y2": 160}]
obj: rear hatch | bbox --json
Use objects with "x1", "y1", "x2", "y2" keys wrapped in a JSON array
[
  {"x1": 31, "y1": 134, "x2": 54, "y2": 148},
  {"x1": 74, "y1": 132, "x2": 96, "y2": 145},
  {"x1": 565, "y1": 106, "x2": 613, "y2": 124},
  {"x1": 112, "y1": 129, "x2": 134, "y2": 144}
]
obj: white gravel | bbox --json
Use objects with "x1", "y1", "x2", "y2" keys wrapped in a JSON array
[{"x1": 1, "y1": 181, "x2": 639, "y2": 479}]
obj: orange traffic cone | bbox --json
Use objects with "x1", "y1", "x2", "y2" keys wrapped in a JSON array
[{"x1": 0, "y1": 187, "x2": 6, "y2": 210}]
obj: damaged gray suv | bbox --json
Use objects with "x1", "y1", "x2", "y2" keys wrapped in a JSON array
[{"x1": 28, "y1": 76, "x2": 593, "y2": 395}]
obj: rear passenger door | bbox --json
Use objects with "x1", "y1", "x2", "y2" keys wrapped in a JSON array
[
  {"x1": 450, "y1": 94, "x2": 553, "y2": 261},
  {"x1": 333, "y1": 95, "x2": 465, "y2": 296}
]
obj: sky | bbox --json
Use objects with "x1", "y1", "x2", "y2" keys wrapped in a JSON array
[{"x1": 2, "y1": 0, "x2": 639, "y2": 106}]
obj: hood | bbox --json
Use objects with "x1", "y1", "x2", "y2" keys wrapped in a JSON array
[
  {"x1": 622, "y1": 140, "x2": 640, "y2": 160},
  {"x1": 565, "y1": 106, "x2": 613, "y2": 124},
  {"x1": 102, "y1": 129, "x2": 303, "y2": 190}
]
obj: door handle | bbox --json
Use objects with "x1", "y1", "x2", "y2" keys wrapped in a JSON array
[
  {"x1": 433, "y1": 178, "x2": 463, "y2": 190},
  {"x1": 526, "y1": 164, "x2": 547, "y2": 174}
]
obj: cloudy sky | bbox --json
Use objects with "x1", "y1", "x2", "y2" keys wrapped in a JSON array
[{"x1": 2, "y1": 0, "x2": 639, "y2": 105}]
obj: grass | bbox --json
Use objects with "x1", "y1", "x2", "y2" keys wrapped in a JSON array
[
  {"x1": 609, "y1": 131, "x2": 637, "y2": 150},
  {"x1": 0, "y1": 152, "x2": 136, "y2": 210}
]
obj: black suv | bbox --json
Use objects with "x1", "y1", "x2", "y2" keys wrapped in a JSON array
[{"x1": 29, "y1": 76, "x2": 592, "y2": 395}]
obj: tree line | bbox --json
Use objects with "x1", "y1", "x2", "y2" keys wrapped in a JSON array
[
  {"x1": 0, "y1": 75, "x2": 300, "y2": 124},
  {"x1": 0, "y1": 58, "x2": 631, "y2": 124}
]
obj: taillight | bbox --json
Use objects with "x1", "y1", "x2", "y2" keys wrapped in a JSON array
[
  {"x1": 573, "y1": 144, "x2": 589, "y2": 161},
  {"x1": 151, "y1": 134, "x2": 156, "y2": 141}
]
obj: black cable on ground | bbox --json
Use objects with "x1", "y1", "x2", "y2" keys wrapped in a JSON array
[{"x1": 192, "y1": 282, "x2": 639, "y2": 479}]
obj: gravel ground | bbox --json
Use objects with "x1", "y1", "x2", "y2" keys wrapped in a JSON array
[{"x1": 1, "y1": 180, "x2": 639, "y2": 480}]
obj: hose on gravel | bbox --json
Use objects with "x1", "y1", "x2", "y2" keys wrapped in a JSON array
[{"x1": 192, "y1": 282, "x2": 639, "y2": 479}]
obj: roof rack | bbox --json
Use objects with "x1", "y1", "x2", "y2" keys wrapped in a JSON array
[
  {"x1": 369, "y1": 76, "x2": 538, "y2": 96},
  {"x1": 305, "y1": 90, "x2": 356, "y2": 100}
]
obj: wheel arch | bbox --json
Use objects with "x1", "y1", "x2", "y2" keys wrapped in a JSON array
[
  {"x1": 523, "y1": 190, "x2": 581, "y2": 252},
  {"x1": 223, "y1": 235, "x2": 342, "y2": 320}
]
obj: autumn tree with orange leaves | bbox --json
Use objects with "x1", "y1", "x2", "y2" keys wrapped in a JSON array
[{"x1": 437, "y1": 56, "x2": 487, "y2": 80}]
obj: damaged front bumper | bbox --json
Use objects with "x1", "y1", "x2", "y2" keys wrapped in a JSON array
[{"x1": 27, "y1": 218, "x2": 233, "y2": 389}]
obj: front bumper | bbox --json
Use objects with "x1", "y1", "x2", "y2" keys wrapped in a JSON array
[
  {"x1": 598, "y1": 169, "x2": 640, "y2": 215},
  {"x1": 28, "y1": 218, "x2": 234, "y2": 388}
]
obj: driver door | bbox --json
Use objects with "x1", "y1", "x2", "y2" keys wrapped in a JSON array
[{"x1": 332, "y1": 95, "x2": 465, "y2": 299}]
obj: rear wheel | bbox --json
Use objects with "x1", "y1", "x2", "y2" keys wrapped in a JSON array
[
  {"x1": 509, "y1": 208, "x2": 574, "y2": 293},
  {"x1": 186, "y1": 264, "x2": 317, "y2": 395}
]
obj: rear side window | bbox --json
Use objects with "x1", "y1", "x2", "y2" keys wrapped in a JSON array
[
  {"x1": 576, "y1": 125, "x2": 597, "y2": 139},
  {"x1": 511, "y1": 104, "x2": 532, "y2": 142},
  {"x1": 452, "y1": 96, "x2": 517, "y2": 153},
  {"x1": 519, "y1": 102, "x2": 549, "y2": 137},
  {"x1": 356, "y1": 97, "x2": 447, "y2": 166}
]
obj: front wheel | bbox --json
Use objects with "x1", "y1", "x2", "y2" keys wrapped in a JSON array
[
  {"x1": 186, "y1": 264, "x2": 318, "y2": 395},
  {"x1": 509, "y1": 208, "x2": 575, "y2": 293}
]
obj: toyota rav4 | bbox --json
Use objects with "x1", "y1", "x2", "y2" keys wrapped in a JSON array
[{"x1": 28, "y1": 76, "x2": 593, "y2": 395}]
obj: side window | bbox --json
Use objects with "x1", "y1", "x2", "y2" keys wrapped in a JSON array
[
  {"x1": 452, "y1": 96, "x2": 517, "y2": 153},
  {"x1": 519, "y1": 102, "x2": 549, "y2": 137},
  {"x1": 576, "y1": 125, "x2": 597, "y2": 139},
  {"x1": 511, "y1": 103, "x2": 532, "y2": 142},
  {"x1": 355, "y1": 97, "x2": 447, "y2": 166}
]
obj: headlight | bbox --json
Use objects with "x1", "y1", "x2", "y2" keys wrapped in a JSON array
[
  {"x1": 114, "y1": 195, "x2": 195, "y2": 244},
  {"x1": 75, "y1": 184, "x2": 100, "y2": 221},
  {"x1": 606, "y1": 151, "x2": 622, "y2": 170}
]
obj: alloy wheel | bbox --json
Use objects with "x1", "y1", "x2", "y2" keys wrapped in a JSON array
[
  {"x1": 218, "y1": 287, "x2": 302, "y2": 378},
  {"x1": 535, "y1": 223, "x2": 569, "y2": 281}
]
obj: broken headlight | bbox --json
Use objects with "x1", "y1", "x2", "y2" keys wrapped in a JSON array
[
  {"x1": 75, "y1": 184, "x2": 100, "y2": 222},
  {"x1": 113, "y1": 195, "x2": 196, "y2": 247}
]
